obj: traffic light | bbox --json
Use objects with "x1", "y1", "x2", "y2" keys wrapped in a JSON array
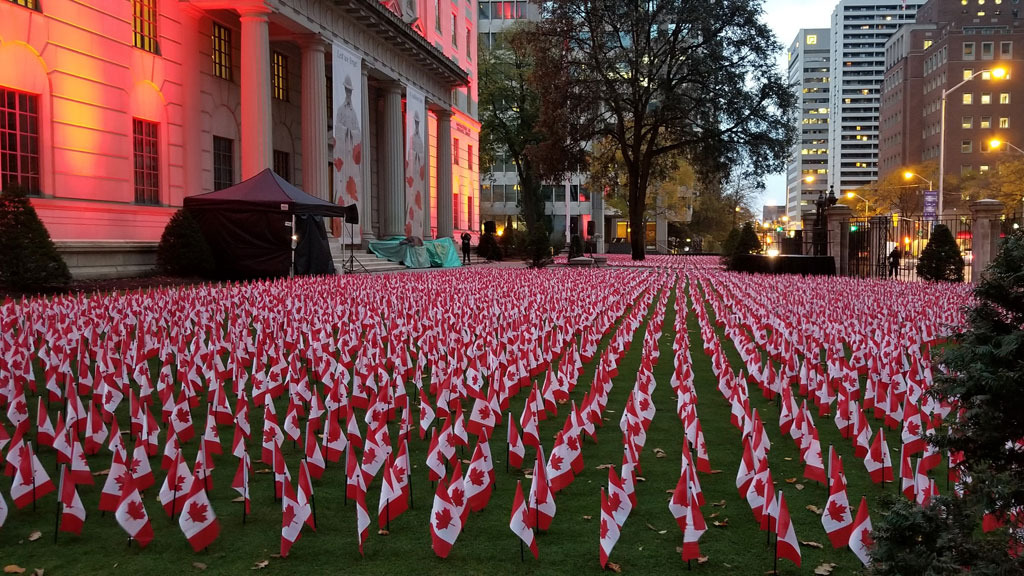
[
  {"x1": 892, "y1": 213, "x2": 899, "y2": 227},
  {"x1": 850, "y1": 224, "x2": 859, "y2": 232}
]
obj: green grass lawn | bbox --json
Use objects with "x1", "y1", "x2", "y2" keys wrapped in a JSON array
[{"x1": 0, "y1": 271, "x2": 918, "y2": 575}]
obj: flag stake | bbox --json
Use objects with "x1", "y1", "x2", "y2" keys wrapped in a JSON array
[
  {"x1": 520, "y1": 539, "x2": 524, "y2": 562},
  {"x1": 54, "y1": 463, "x2": 65, "y2": 544}
]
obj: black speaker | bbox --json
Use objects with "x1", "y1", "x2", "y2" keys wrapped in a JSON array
[
  {"x1": 570, "y1": 218, "x2": 579, "y2": 235},
  {"x1": 586, "y1": 220, "x2": 595, "y2": 236},
  {"x1": 483, "y1": 220, "x2": 496, "y2": 234}
]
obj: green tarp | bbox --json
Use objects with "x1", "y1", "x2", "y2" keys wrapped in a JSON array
[{"x1": 368, "y1": 237, "x2": 462, "y2": 269}]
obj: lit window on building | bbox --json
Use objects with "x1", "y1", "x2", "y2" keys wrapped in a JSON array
[
  {"x1": 961, "y1": 140, "x2": 973, "y2": 153},
  {"x1": 212, "y1": 23, "x2": 232, "y2": 81},
  {"x1": 133, "y1": 0, "x2": 159, "y2": 54},
  {"x1": 981, "y1": 116, "x2": 992, "y2": 128},
  {"x1": 8, "y1": 0, "x2": 39, "y2": 10},
  {"x1": 981, "y1": 93, "x2": 992, "y2": 104},
  {"x1": 806, "y1": 34, "x2": 817, "y2": 45},
  {"x1": 0, "y1": 87, "x2": 41, "y2": 194},
  {"x1": 963, "y1": 93, "x2": 974, "y2": 105},
  {"x1": 1000, "y1": 93, "x2": 1010, "y2": 104},
  {"x1": 273, "y1": 52, "x2": 289, "y2": 101},
  {"x1": 213, "y1": 136, "x2": 234, "y2": 191},
  {"x1": 133, "y1": 119, "x2": 159, "y2": 204},
  {"x1": 999, "y1": 117, "x2": 1009, "y2": 128}
]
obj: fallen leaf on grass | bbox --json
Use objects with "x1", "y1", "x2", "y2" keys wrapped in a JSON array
[
  {"x1": 251, "y1": 560, "x2": 269, "y2": 570},
  {"x1": 636, "y1": 476, "x2": 646, "y2": 482},
  {"x1": 93, "y1": 469, "x2": 110, "y2": 476},
  {"x1": 646, "y1": 523, "x2": 660, "y2": 531},
  {"x1": 801, "y1": 541, "x2": 824, "y2": 549},
  {"x1": 652, "y1": 448, "x2": 667, "y2": 458},
  {"x1": 783, "y1": 457, "x2": 793, "y2": 461},
  {"x1": 814, "y1": 563, "x2": 837, "y2": 575},
  {"x1": 231, "y1": 497, "x2": 245, "y2": 503},
  {"x1": 31, "y1": 570, "x2": 43, "y2": 576},
  {"x1": 378, "y1": 529, "x2": 390, "y2": 536},
  {"x1": 606, "y1": 561, "x2": 622, "y2": 573},
  {"x1": 665, "y1": 489, "x2": 675, "y2": 494},
  {"x1": 785, "y1": 477, "x2": 798, "y2": 484},
  {"x1": 712, "y1": 519, "x2": 729, "y2": 527},
  {"x1": 708, "y1": 470, "x2": 723, "y2": 474},
  {"x1": 711, "y1": 500, "x2": 727, "y2": 507},
  {"x1": 27, "y1": 531, "x2": 41, "y2": 542},
  {"x1": 3, "y1": 567, "x2": 25, "y2": 574},
  {"x1": 795, "y1": 484, "x2": 805, "y2": 490},
  {"x1": 192, "y1": 562, "x2": 207, "y2": 571},
  {"x1": 595, "y1": 464, "x2": 615, "y2": 470},
  {"x1": 697, "y1": 556, "x2": 709, "y2": 564},
  {"x1": 583, "y1": 516, "x2": 593, "y2": 521},
  {"x1": 709, "y1": 512, "x2": 720, "y2": 519},
  {"x1": 254, "y1": 468, "x2": 272, "y2": 475},
  {"x1": 806, "y1": 505, "x2": 823, "y2": 515}
]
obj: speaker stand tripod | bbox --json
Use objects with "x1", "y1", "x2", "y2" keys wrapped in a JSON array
[{"x1": 343, "y1": 218, "x2": 369, "y2": 274}]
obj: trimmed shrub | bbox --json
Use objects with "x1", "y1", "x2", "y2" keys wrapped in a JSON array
[
  {"x1": 0, "y1": 186, "x2": 71, "y2": 292},
  {"x1": 917, "y1": 224, "x2": 964, "y2": 282},
  {"x1": 477, "y1": 231, "x2": 503, "y2": 261},
  {"x1": 720, "y1": 227, "x2": 740, "y2": 267},
  {"x1": 526, "y1": 227, "x2": 552, "y2": 268},
  {"x1": 157, "y1": 209, "x2": 215, "y2": 278}
]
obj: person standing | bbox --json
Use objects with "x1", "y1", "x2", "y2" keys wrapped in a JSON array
[
  {"x1": 888, "y1": 247, "x2": 901, "y2": 279},
  {"x1": 461, "y1": 232, "x2": 472, "y2": 265}
]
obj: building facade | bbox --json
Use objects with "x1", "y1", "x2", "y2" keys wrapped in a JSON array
[
  {"x1": 828, "y1": 0, "x2": 925, "y2": 196},
  {"x1": 878, "y1": 0, "x2": 1024, "y2": 189},
  {"x1": 786, "y1": 28, "x2": 832, "y2": 226},
  {"x1": 0, "y1": 0, "x2": 479, "y2": 278}
]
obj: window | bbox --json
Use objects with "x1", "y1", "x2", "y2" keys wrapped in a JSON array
[
  {"x1": 1000, "y1": 93, "x2": 1011, "y2": 104},
  {"x1": 962, "y1": 116, "x2": 973, "y2": 129},
  {"x1": 806, "y1": 34, "x2": 817, "y2": 45},
  {"x1": 132, "y1": 119, "x2": 159, "y2": 204},
  {"x1": 962, "y1": 140, "x2": 973, "y2": 153},
  {"x1": 478, "y1": 2, "x2": 489, "y2": 19},
  {"x1": 467, "y1": 144, "x2": 473, "y2": 170},
  {"x1": 8, "y1": 0, "x2": 39, "y2": 10},
  {"x1": 963, "y1": 68, "x2": 974, "y2": 80},
  {"x1": 213, "y1": 136, "x2": 233, "y2": 191},
  {"x1": 273, "y1": 150, "x2": 290, "y2": 183},
  {"x1": 451, "y1": 13, "x2": 458, "y2": 47},
  {"x1": 981, "y1": 116, "x2": 992, "y2": 128},
  {"x1": 212, "y1": 23, "x2": 232, "y2": 81},
  {"x1": 924, "y1": 39, "x2": 933, "y2": 50},
  {"x1": 467, "y1": 198, "x2": 473, "y2": 231},
  {"x1": 0, "y1": 88, "x2": 41, "y2": 193},
  {"x1": 466, "y1": 27, "x2": 472, "y2": 59},
  {"x1": 980, "y1": 139, "x2": 991, "y2": 152},
  {"x1": 453, "y1": 192, "x2": 460, "y2": 227},
  {"x1": 980, "y1": 165, "x2": 990, "y2": 173},
  {"x1": 1001, "y1": 41, "x2": 1013, "y2": 57},
  {"x1": 479, "y1": 183, "x2": 491, "y2": 203},
  {"x1": 963, "y1": 93, "x2": 974, "y2": 104},
  {"x1": 133, "y1": 0, "x2": 159, "y2": 54},
  {"x1": 272, "y1": 52, "x2": 288, "y2": 101},
  {"x1": 434, "y1": 0, "x2": 441, "y2": 32},
  {"x1": 982, "y1": 41, "x2": 994, "y2": 59},
  {"x1": 981, "y1": 92, "x2": 992, "y2": 104},
  {"x1": 963, "y1": 42, "x2": 975, "y2": 59},
  {"x1": 999, "y1": 117, "x2": 1010, "y2": 128},
  {"x1": 453, "y1": 138, "x2": 460, "y2": 166}
]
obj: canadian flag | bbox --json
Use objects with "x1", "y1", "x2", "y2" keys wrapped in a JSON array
[
  {"x1": 464, "y1": 433, "x2": 495, "y2": 512},
  {"x1": 298, "y1": 460, "x2": 316, "y2": 531},
  {"x1": 35, "y1": 397, "x2": 55, "y2": 447},
  {"x1": 775, "y1": 490, "x2": 801, "y2": 567},
  {"x1": 527, "y1": 444, "x2": 556, "y2": 531},
  {"x1": 178, "y1": 470, "x2": 220, "y2": 551},
  {"x1": 745, "y1": 456, "x2": 771, "y2": 524},
  {"x1": 736, "y1": 438, "x2": 756, "y2": 496},
  {"x1": 378, "y1": 442, "x2": 410, "y2": 526},
  {"x1": 607, "y1": 466, "x2": 633, "y2": 528},
  {"x1": 355, "y1": 470, "x2": 370, "y2": 556},
  {"x1": 159, "y1": 449, "x2": 193, "y2": 517},
  {"x1": 58, "y1": 466, "x2": 86, "y2": 535},
  {"x1": 280, "y1": 479, "x2": 311, "y2": 558},
  {"x1": 821, "y1": 464, "x2": 854, "y2": 548},
  {"x1": 848, "y1": 496, "x2": 873, "y2": 566},
  {"x1": 304, "y1": 422, "x2": 326, "y2": 480},
  {"x1": 115, "y1": 473, "x2": 154, "y2": 548},
  {"x1": 322, "y1": 409, "x2": 347, "y2": 463},
  {"x1": 419, "y1": 388, "x2": 435, "y2": 440},
  {"x1": 98, "y1": 448, "x2": 129, "y2": 512},
  {"x1": 171, "y1": 393, "x2": 195, "y2": 443},
  {"x1": 509, "y1": 480, "x2": 538, "y2": 559},
  {"x1": 507, "y1": 413, "x2": 525, "y2": 469},
  {"x1": 519, "y1": 386, "x2": 540, "y2": 449},
  {"x1": 261, "y1": 404, "x2": 283, "y2": 466},
  {"x1": 231, "y1": 443, "x2": 251, "y2": 515},
  {"x1": 0, "y1": 485, "x2": 6, "y2": 529},
  {"x1": 599, "y1": 487, "x2": 621, "y2": 568},
  {"x1": 864, "y1": 428, "x2": 894, "y2": 484},
  {"x1": 430, "y1": 476, "x2": 463, "y2": 558}
]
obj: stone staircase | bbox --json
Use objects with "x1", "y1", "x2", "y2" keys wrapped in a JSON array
[{"x1": 330, "y1": 242, "x2": 408, "y2": 274}]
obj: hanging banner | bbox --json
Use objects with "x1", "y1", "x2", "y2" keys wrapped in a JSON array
[
  {"x1": 332, "y1": 43, "x2": 363, "y2": 243},
  {"x1": 405, "y1": 85, "x2": 426, "y2": 238},
  {"x1": 923, "y1": 190, "x2": 938, "y2": 223}
]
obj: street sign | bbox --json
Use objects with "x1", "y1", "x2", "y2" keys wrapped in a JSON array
[{"x1": 923, "y1": 190, "x2": 938, "y2": 223}]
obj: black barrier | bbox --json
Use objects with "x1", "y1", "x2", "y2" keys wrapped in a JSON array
[{"x1": 731, "y1": 254, "x2": 836, "y2": 276}]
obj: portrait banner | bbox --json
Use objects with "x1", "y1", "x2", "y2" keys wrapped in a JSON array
[
  {"x1": 404, "y1": 86, "x2": 426, "y2": 238},
  {"x1": 332, "y1": 43, "x2": 363, "y2": 243}
]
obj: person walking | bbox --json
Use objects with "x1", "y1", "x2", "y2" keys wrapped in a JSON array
[
  {"x1": 888, "y1": 247, "x2": 901, "y2": 279},
  {"x1": 461, "y1": 231, "x2": 472, "y2": 265}
]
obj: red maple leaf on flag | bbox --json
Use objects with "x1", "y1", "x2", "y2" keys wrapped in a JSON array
[
  {"x1": 860, "y1": 528, "x2": 874, "y2": 549},
  {"x1": 327, "y1": 425, "x2": 341, "y2": 442},
  {"x1": 477, "y1": 405, "x2": 491, "y2": 420},
  {"x1": 600, "y1": 518, "x2": 610, "y2": 540},
  {"x1": 550, "y1": 453, "x2": 564, "y2": 471},
  {"x1": 827, "y1": 500, "x2": 849, "y2": 522},
  {"x1": 283, "y1": 504, "x2": 297, "y2": 527},
  {"x1": 114, "y1": 471, "x2": 131, "y2": 492},
  {"x1": 289, "y1": 414, "x2": 299, "y2": 431},
  {"x1": 362, "y1": 447, "x2": 377, "y2": 467},
  {"x1": 450, "y1": 486, "x2": 466, "y2": 508},
  {"x1": 906, "y1": 420, "x2": 921, "y2": 436},
  {"x1": 606, "y1": 491, "x2": 623, "y2": 513},
  {"x1": 468, "y1": 467, "x2": 486, "y2": 487},
  {"x1": 208, "y1": 426, "x2": 219, "y2": 439},
  {"x1": 104, "y1": 391, "x2": 114, "y2": 406},
  {"x1": 77, "y1": 451, "x2": 89, "y2": 466},
  {"x1": 126, "y1": 499, "x2": 147, "y2": 521},
  {"x1": 128, "y1": 458, "x2": 141, "y2": 476},
  {"x1": 187, "y1": 501, "x2": 208, "y2": 524},
  {"x1": 753, "y1": 477, "x2": 765, "y2": 495},
  {"x1": 167, "y1": 473, "x2": 183, "y2": 492},
  {"x1": 13, "y1": 400, "x2": 27, "y2": 416},
  {"x1": 393, "y1": 465, "x2": 406, "y2": 479},
  {"x1": 566, "y1": 435, "x2": 580, "y2": 452},
  {"x1": 638, "y1": 397, "x2": 651, "y2": 413},
  {"x1": 175, "y1": 406, "x2": 191, "y2": 424},
  {"x1": 445, "y1": 433, "x2": 459, "y2": 449},
  {"x1": 263, "y1": 428, "x2": 278, "y2": 444},
  {"x1": 434, "y1": 506, "x2": 454, "y2": 531}
]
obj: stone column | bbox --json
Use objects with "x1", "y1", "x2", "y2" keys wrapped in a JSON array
[
  {"x1": 239, "y1": 4, "x2": 273, "y2": 179},
  {"x1": 381, "y1": 83, "x2": 405, "y2": 238},
  {"x1": 970, "y1": 198, "x2": 1005, "y2": 281},
  {"x1": 360, "y1": 70, "x2": 375, "y2": 246},
  {"x1": 828, "y1": 204, "x2": 853, "y2": 275},
  {"x1": 179, "y1": 5, "x2": 204, "y2": 202},
  {"x1": 299, "y1": 36, "x2": 329, "y2": 201},
  {"x1": 422, "y1": 109, "x2": 433, "y2": 239},
  {"x1": 592, "y1": 186, "x2": 605, "y2": 254},
  {"x1": 435, "y1": 109, "x2": 453, "y2": 239}
]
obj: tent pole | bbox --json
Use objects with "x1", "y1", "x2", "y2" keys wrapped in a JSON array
[{"x1": 290, "y1": 214, "x2": 296, "y2": 277}]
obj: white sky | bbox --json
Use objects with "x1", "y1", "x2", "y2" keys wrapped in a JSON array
[{"x1": 758, "y1": 0, "x2": 835, "y2": 212}]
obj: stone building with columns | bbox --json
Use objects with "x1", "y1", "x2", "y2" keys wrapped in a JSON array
[{"x1": 0, "y1": 0, "x2": 479, "y2": 278}]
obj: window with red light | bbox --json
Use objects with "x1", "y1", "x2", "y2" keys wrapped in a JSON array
[
  {"x1": 0, "y1": 88, "x2": 41, "y2": 194},
  {"x1": 133, "y1": 0, "x2": 159, "y2": 54},
  {"x1": 133, "y1": 119, "x2": 160, "y2": 205},
  {"x1": 453, "y1": 138, "x2": 460, "y2": 166},
  {"x1": 8, "y1": 0, "x2": 39, "y2": 10}
]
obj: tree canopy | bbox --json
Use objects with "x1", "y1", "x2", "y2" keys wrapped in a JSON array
[{"x1": 528, "y1": 0, "x2": 796, "y2": 260}]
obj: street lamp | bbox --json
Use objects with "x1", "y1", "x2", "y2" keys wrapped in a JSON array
[
  {"x1": 903, "y1": 171, "x2": 934, "y2": 190},
  {"x1": 812, "y1": 185, "x2": 838, "y2": 255},
  {"x1": 990, "y1": 138, "x2": 1024, "y2": 155},
  {"x1": 939, "y1": 66, "x2": 1008, "y2": 220},
  {"x1": 846, "y1": 191, "x2": 870, "y2": 214}
]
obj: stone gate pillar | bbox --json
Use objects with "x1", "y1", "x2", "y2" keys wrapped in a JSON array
[
  {"x1": 970, "y1": 199, "x2": 1005, "y2": 281},
  {"x1": 828, "y1": 204, "x2": 853, "y2": 275}
]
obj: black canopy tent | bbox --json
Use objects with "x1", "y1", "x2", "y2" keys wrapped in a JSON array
[{"x1": 183, "y1": 168, "x2": 357, "y2": 279}]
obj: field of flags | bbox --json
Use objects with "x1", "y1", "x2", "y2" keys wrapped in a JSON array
[{"x1": 0, "y1": 257, "x2": 972, "y2": 574}]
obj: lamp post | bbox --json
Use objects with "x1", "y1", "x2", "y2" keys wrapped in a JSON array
[
  {"x1": 990, "y1": 138, "x2": 1024, "y2": 155},
  {"x1": 845, "y1": 191, "x2": 871, "y2": 215},
  {"x1": 938, "y1": 67, "x2": 1007, "y2": 220},
  {"x1": 812, "y1": 185, "x2": 838, "y2": 255}
]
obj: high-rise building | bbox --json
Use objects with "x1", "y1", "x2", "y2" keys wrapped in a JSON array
[
  {"x1": 828, "y1": 0, "x2": 925, "y2": 195},
  {"x1": 0, "y1": 0, "x2": 477, "y2": 278},
  {"x1": 786, "y1": 28, "x2": 832, "y2": 226},
  {"x1": 878, "y1": 0, "x2": 1024, "y2": 205}
]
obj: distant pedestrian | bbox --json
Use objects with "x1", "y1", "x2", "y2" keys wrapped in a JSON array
[
  {"x1": 461, "y1": 232, "x2": 472, "y2": 265},
  {"x1": 888, "y1": 247, "x2": 901, "y2": 278}
]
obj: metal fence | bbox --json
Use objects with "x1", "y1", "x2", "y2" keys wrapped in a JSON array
[{"x1": 846, "y1": 215, "x2": 973, "y2": 282}]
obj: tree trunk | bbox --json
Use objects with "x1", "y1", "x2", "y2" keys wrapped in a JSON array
[{"x1": 628, "y1": 172, "x2": 648, "y2": 261}]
